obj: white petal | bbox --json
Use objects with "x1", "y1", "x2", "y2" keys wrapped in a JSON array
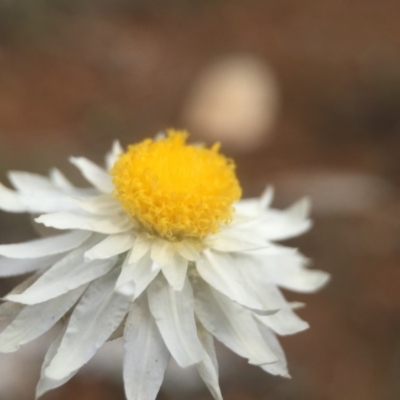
[
  {"x1": 36, "y1": 212, "x2": 133, "y2": 234},
  {"x1": 197, "y1": 250, "x2": 268, "y2": 311},
  {"x1": 6, "y1": 271, "x2": 42, "y2": 295},
  {"x1": 264, "y1": 253, "x2": 330, "y2": 293},
  {"x1": 256, "y1": 321, "x2": 289, "y2": 378},
  {"x1": 201, "y1": 249, "x2": 293, "y2": 315},
  {"x1": 234, "y1": 186, "x2": 274, "y2": 217},
  {"x1": 175, "y1": 241, "x2": 200, "y2": 261},
  {"x1": 129, "y1": 233, "x2": 152, "y2": 263},
  {"x1": 0, "y1": 230, "x2": 91, "y2": 259},
  {"x1": 35, "y1": 325, "x2": 77, "y2": 399},
  {"x1": 0, "y1": 182, "x2": 25, "y2": 212},
  {"x1": 151, "y1": 239, "x2": 188, "y2": 291},
  {"x1": 147, "y1": 274, "x2": 204, "y2": 367},
  {"x1": 256, "y1": 306, "x2": 309, "y2": 336},
  {"x1": 123, "y1": 296, "x2": 170, "y2": 400},
  {"x1": 116, "y1": 252, "x2": 160, "y2": 299},
  {"x1": 7, "y1": 246, "x2": 117, "y2": 305},
  {"x1": 259, "y1": 198, "x2": 312, "y2": 241},
  {"x1": 260, "y1": 186, "x2": 275, "y2": 209},
  {"x1": 161, "y1": 255, "x2": 188, "y2": 291},
  {"x1": 45, "y1": 268, "x2": 131, "y2": 380},
  {"x1": 193, "y1": 280, "x2": 277, "y2": 365},
  {"x1": 0, "y1": 254, "x2": 62, "y2": 277},
  {"x1": 233, "y1": 199, "x2": 260, "y2": 217},
  {"x1": 8, "y1": 171, "x2": 54, "y2": 192},
  {"x1": 73, "y1": 195, "x2": 122, "y2": 216},
  {"x1": 105, "y1": 140, "x2": 123, "y2": 171},
  {"x1": 19, "y1": 191, "x2": 81, "y2": 213},
  {"x1": 107, "y1": 318, "x2": 126, "y2": 342},
  {"x1": 0, "y1": 285, "x2": 86, "y2": 353},
  {"x1": 85, "y1": 232, "x2": 135, "y2": 260},
  {"x1": 246, "y1": 244, "x2": 297, "y2": 256},
  {"x1": 0, "y1": 302, "x2": 24, "y2": 321},
  {"x1": 49, "y1": 168, "x2": 74, "y2": 191},
  {"x1": 196, "y1": 323, "x2": 223, "y2": 400},
  {"x1": 70, "y1": 157, "x2": 113, "y2": 193},
  {"x1": 206, "y1": 226, "x2": 267, "y2": 252},
  {"x1": 286, "y1": 197, "x2": 311, "y2": 219},
  {"x1": 226, "y1": 252, "x2": 310, "y2": 335},
  {"x1": 150, "y1": 238, "x2": 174, "y2": 265},
  {"x1": 224, "y1": 251, "x2": 300, "y2": 311}
]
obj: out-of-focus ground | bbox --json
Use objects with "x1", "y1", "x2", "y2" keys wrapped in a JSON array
[{"x1": 0, "y1": 1, "x2": 400, "y2": 399}]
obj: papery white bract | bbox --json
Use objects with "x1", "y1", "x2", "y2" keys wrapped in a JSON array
[{"x1": 0, "y1": 131, "x2": 329, "y2": 400}]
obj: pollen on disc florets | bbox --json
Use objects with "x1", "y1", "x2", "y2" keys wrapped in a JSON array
[{"x1": 111, "y1": 130, "x2": 242, "y2": 241}]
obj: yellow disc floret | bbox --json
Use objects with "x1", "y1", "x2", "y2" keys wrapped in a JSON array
[{"x1": 111, "y1": 130, "x2": 242, "y2": 241}]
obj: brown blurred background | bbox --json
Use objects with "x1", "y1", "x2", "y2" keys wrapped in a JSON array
[{"x1": 0, "y1": 1, "x2": 400, "y2": 399}]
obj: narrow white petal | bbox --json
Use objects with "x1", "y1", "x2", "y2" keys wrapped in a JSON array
[
  {"x1": 116, "y1": 252, "x2": 160, "y2": 299},
  {"x1": 0, "y1": 254, "x2": 62, "y2": 277},
  {"x1": 246, "y1": 244, "x2": 297, "y2": 256},
  {"x1": 19, "y1": 191, "x2": 81, "y2": 213},
  {"x1": 265, "y1": 253, "x2": 330, "y2": 293},
  {"x1": 147, "y1": 274, "x2": 204, "y2": 367},
  {"x1": 233, "y1": 199, "x2": 259, "y2": 217},
  {"x1": 193, "y1": 279, "x2": 277, "y2": 365},
  {"x1": 36, "y1": 212, "x2": 133, "y2": 234},
  {"x1": 123, "y1": 296, "x2": 170, "y2": 400},
  {"x1": 0, "y1": 182, "x2": 25, "y2": 212},
  {"x1": 7, "y1": 247, "x2": 117, "y2": 305},
  {"x1": 6, "y1": 271, "x2": 42, "y2": 295},
  {"x1": 0, "y1": 302, "x2": 24, "y2": 321},
  {"x1": 197, "y1": 250, "x2": 266, "y2": 311},
  {"x1": 196, "y1": 323, "x2": 223, "y2": 400},
  {"x1": 224, "y1": 252, "x2": 310, "y2": 335},
  {"x1": 36, "y1": 325, "x2": 78, "y2": 399},
  {"x1": 256, "y1": 306, "x2": 309, "y2": 336},
  {"x1": 45, "y1": 269, "x2": 131, "y2": 380},
  {"x1": 175, "y1": 241, "x2": 200, "y2": 261},
  {"x1": 286, "y1": 197, "x2": 311, "y2": 219},
  {"x1": 49, "y1": 168, "x2": 74, "y2": 191},
  {"x1": 105, "y1": 140, "x2": 123, "y2": 171},
  {"x1": 0, "y1": 230, "x2": 91, "y2": 259},
  {"x1": 202, "y1": 249, "x2": 298, "y2": 315},
  {"x1": 259, "y1": 199, "x2": 312, "y2": 241},
  {"x1": 0, "y1": 285, "x2": 86, "y2": 353},
  {"x1": 8, "y1": 171, "x2": 54, "y2": 192},
  {"x1": 260, "y1": 186, "x2": 274, "y2": 209},
  {"x1": 151, "y1": 239, "x2": 188, "y2": 290},
  {"x1": 161, "y1": 255, "x2": 188, "y2": 291},
  {"x1": 223, "y1": 251, "x2": 298, "y2": 311},
  {"x1": 73, "y1": 195, "x2": 122, "y2": 216},
  {"x1": 234, "y1": 187, "x2": 275, "y2": 218},
  {"x1": 206, "y1": 226, "x2": 267, "y2": 252},
  {"x1": 70, "y1": 157, "x2": 114, "y2": 193},
  {"x1": 256, "y1": 321, "x2": 289, "y2": 377},
  {"x1": 85, "y1": 232, "x2": 135, "y2": 260},
  {"x1": 289, "y1": 301, "x2": 306, "y2": 310},
  {"x1": 129, "y1": 233, "x2": 152, "y2": 263},
  {"x1": 108, "y1": 318, "x2": 126, "y2": 342},
  {"x1": 150, "y1": 238, "x2": 174, "y2": 265}
]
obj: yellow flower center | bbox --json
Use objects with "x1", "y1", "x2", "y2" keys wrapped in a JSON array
[{"x1": 111, "y1": 130, "x2": 242, "y2": 241}]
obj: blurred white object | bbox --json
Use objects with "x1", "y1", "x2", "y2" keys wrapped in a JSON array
[{"x1": 182, "y1": 55, "x2": 279, "y2": 151}]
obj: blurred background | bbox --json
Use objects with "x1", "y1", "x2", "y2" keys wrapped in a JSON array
[{"x1": 0, "y1": 0, "x2": 400, "y2": 399}]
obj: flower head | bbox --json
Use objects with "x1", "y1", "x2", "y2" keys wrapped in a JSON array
[
  {"x1": 111, "y1": 130, "x2": 241, "y2": 240},
  {"x1": 0, "y1": 130, "x2": 329, "y2": 400}
]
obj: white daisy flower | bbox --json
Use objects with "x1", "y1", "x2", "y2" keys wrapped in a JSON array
[{"x1": 0, "y1": 130, "x2": 329, "y2": 400}]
